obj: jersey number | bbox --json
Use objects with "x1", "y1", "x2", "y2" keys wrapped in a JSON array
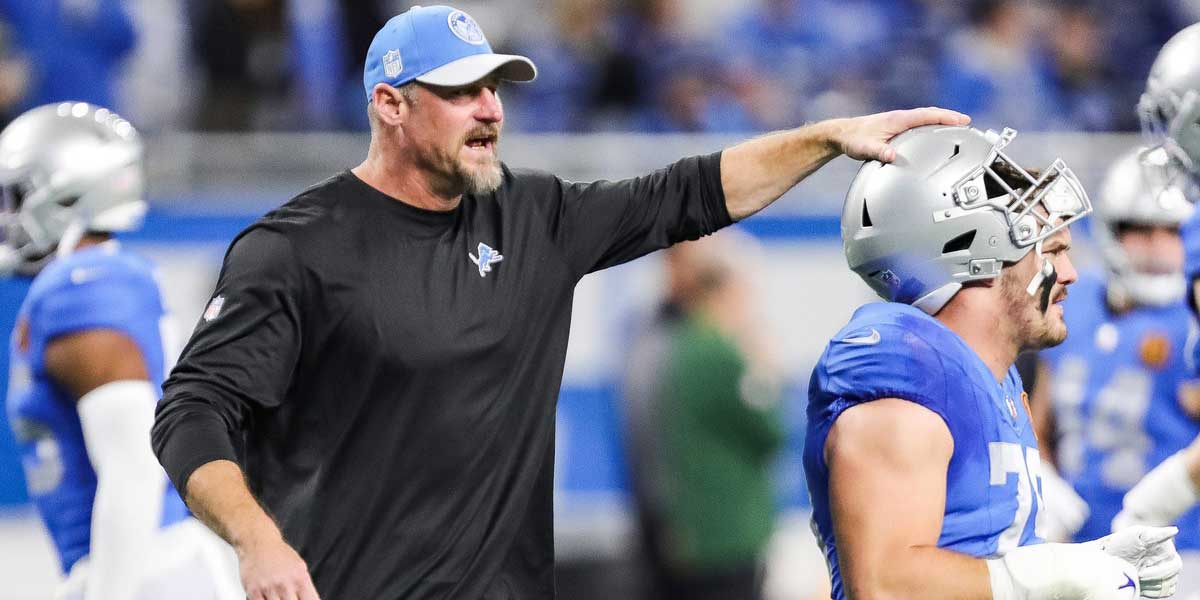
[
  {"x1": 1053, "y1": 358, "x2": 1152, "y2": 487},
  {"x1": 989, "y1": 441, "x2": 1045, "y2": 553}
]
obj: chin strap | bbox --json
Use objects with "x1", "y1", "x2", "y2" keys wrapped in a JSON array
[{"x1": 1024, "y1": 240, "x2": 1057, "y2": 313}]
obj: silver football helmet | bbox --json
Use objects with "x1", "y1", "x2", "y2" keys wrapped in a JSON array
[
  {"x1": 1139, "y1": 22, "x2": 1200, "y2": 197},
  {"x1": 843, "y1": 125, "x2": 1091, "y2": 315},
  {"x1": 0, "y1": 102, "x2": 146, "y2": 275},
  {"x1": 1093, "y1": 147, "x2": 1193, "y2": 307}
]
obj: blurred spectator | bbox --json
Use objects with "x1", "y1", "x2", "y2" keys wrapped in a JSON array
[
  {"x1": 505, "y1": 0, "x2": 617, "y2": 132},
  {"x1": 0, "y1": 17, "x2": 29, "y2": 126},
  {"x1": 117, "y1": 0, "x2": 193, "y2": 131},
  {"x1": 622, "y1": 231, "x2": 784, "y2": 600},
  {"x1": 295, "y1": 0, "x2": 387, "y2": 130},
  {"x1": 190, "y1": 0, "x2": 290, "y2": 130},
  {"x1": 935, "y1": 0, "x2": 1066, "y2": 131},
  {"x1": 1045, "y1": 2, "x2": 1116, "y2": 131},
  {"x1": 0, "y1": 0, "x2": 136, "y2": 114},
  {"x1": 630, "y1": 48, "x2": 762, "y2": 133}
]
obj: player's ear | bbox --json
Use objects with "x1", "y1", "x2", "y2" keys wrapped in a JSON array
[{"x1": 371, "y1": 84, "x2": 408, "y2": 127}]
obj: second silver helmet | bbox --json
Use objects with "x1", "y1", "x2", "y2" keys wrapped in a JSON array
[
  {"x1": 1139, "y1": 23, "x2": 1200, "y2": 194},
  {"x1": 1093, "y1": 147, "x2": 1193, "y2": 307}
]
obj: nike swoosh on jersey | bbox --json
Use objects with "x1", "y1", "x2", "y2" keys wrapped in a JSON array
[{"x1": 837, "y1": 328, "x2": 881, "y2": 345}]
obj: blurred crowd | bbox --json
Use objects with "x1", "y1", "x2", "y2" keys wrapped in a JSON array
[{"x1": 0, "y1": 0, "x2": 1197, "y2": 133}]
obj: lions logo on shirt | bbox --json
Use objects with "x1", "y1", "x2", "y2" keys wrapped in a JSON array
[{"x1": 469, "y1": 242, "x2": 504, "y2": 278}]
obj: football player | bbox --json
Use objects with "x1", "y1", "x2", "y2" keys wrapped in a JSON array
[
  {"x1": 1112, "y1": 22, "x2": 1200, "y2": 545},
  {"x1": 0, "y1": 103, "x2": 241, "y2": 599},
  {"x1": 805, "y1": 124, "x2": 1182, "y2": 600},
  {"x1": 1030, "y1": 147, "x2": 1200, "y2": 563}
]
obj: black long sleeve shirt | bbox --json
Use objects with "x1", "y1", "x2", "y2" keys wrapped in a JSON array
[{"x1": 151, "y1": 153, "x2": 731, "y2": 599}]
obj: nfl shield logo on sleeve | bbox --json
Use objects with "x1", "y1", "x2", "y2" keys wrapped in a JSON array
[
  {"x1": 203, "y1": 295, "x2": 225, "y2": 322},
  {"x1": 382, "y1": 49, "x2": 403, "y2": 78}
]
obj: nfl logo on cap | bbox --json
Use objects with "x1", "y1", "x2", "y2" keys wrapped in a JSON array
[{"x1": 382, "y1": 49, "x2": 403, "y2": 78}]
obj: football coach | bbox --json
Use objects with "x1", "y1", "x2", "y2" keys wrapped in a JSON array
[{"x1": 151, "y1": 4, "x2": 969, "y2": 599}]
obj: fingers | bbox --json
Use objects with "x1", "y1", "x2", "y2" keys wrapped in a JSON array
[
  {"x1": 1137, "y1": 525, "x2": 1179, "y2": 545},
  {"x1": 299, "y1": 576, "x2": 321, "y2": 600},
  {"x1": 873, "y1": 143, "x2": 897, "y2": 164},
  {"x1": 250, "y1": 582, "x2": 316, "y2": 600},
  {"x1": 897, "y1": 106, "x2": 970, "y2": 129}
]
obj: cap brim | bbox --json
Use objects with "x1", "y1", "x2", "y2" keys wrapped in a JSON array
[{"x1": 415, "y1": 53, "x2": 537, "y2": 87}]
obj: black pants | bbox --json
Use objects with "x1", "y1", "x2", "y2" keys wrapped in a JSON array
[
  {"x1": 635, "y1": 507, "x2": 763, "y2": 600},
  {"x1": 669, "y1": 565, "x2": 762, "y2": 600}
]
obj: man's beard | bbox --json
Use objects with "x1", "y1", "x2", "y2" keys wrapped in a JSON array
[
  {"x1": 457, "y1": 154, "x2": 502, "y2": 195},
  {"x1": 999, "y1": 266, "x2": 1067, "y2": 350},
  {"x1": 416, "y1": 143, "x2": 503, "y2": 197}
]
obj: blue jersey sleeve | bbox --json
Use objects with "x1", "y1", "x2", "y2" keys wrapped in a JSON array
[
  {"x1": 26, "y1": 264, "x2": 162, "y2": 363},
  {"x1": 812, "y1": 320, "x2": 951, "y2": 424}
]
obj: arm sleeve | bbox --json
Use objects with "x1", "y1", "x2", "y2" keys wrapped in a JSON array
[
  {"x1": 533, "y1": 151, "x2": 731, "y2": 277},
  {"x1": 151, "y1": 227, "x2": 304, "y2": 497},
  {"x1": 78, "y1": 380, "x2": 166, "y2": 600}
]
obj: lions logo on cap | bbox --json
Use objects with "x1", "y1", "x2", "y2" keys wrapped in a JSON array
[
  {"x1": 382, "y1": 49, "x2": 403, "y2": 78},
  {"x1": 448, "y1": 10, "x2": 486, "y2": 45}
]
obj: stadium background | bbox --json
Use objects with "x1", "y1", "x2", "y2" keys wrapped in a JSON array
[{"x1": 0, "y1": 0, "x2": 1195, "y2": 598}]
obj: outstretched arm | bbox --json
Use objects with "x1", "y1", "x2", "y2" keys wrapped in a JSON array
[
  {"x1": 721, "y1": 108, "x2": 971, "y2": 221},
  {"x1": 1114, "y1": 435, "x2": 1200, "y2": 532}
]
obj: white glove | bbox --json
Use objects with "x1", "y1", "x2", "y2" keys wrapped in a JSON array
[
  {"x1": 1113, "y1": 452, "x2": 1200, "y2": 533},
  {"x1": 1041, "y1": 462, "x2": 1091, "y2": 542},
  {"x1": 988, "y1": 542, "x2": 1141, "y2": 600},
  {"x1": 1087, "y1": 526, "x2": 1182, "y2": 599}
]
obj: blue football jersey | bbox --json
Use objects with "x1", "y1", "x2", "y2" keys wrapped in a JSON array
[
  {"x1": 805, "y1": 302, "x2": 1045, "y2": 600},
  {"x1": 1040, "y1": 272, "x2": 1200, "y2": 548},
  {"x1": 4, "y1": 242, "x2": 189, "y2": 573},
  {"x1": 1182, "y1": 210, "x2": 1200, "y2": 295},
  {"x1": 1183, "y1": 211, "x2": 1200, "y2": 373}
]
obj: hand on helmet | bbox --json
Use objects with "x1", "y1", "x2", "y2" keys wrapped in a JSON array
[{"x1": 828, "y1": 107, "x2": 971, "y2": 163}]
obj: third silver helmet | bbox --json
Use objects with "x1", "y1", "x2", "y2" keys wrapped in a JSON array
[{"x1": 1093, "y1": 147, "x2": 1193, "y2": 307}]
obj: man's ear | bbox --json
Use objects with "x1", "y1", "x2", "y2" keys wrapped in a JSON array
[{"x1": 371, "y1": 84, "x2": 408, "y2": 127}]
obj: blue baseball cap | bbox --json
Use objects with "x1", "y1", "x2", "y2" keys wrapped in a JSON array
[{"x1": 363, "y1": 5, "x2": 537, "y2": 99}]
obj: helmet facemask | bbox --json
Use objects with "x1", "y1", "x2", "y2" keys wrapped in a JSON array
[
  {"x1": 948, "y1": 128, "x2": 1090, "y2": 310},
  {"x1": 1139, "y1": 87, "x2": 1200, "y2": 201}
]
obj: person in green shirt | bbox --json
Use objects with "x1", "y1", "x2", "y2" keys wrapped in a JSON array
[{"x1": 624, "y1": 231, "x2": 785, "y2": 600}]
